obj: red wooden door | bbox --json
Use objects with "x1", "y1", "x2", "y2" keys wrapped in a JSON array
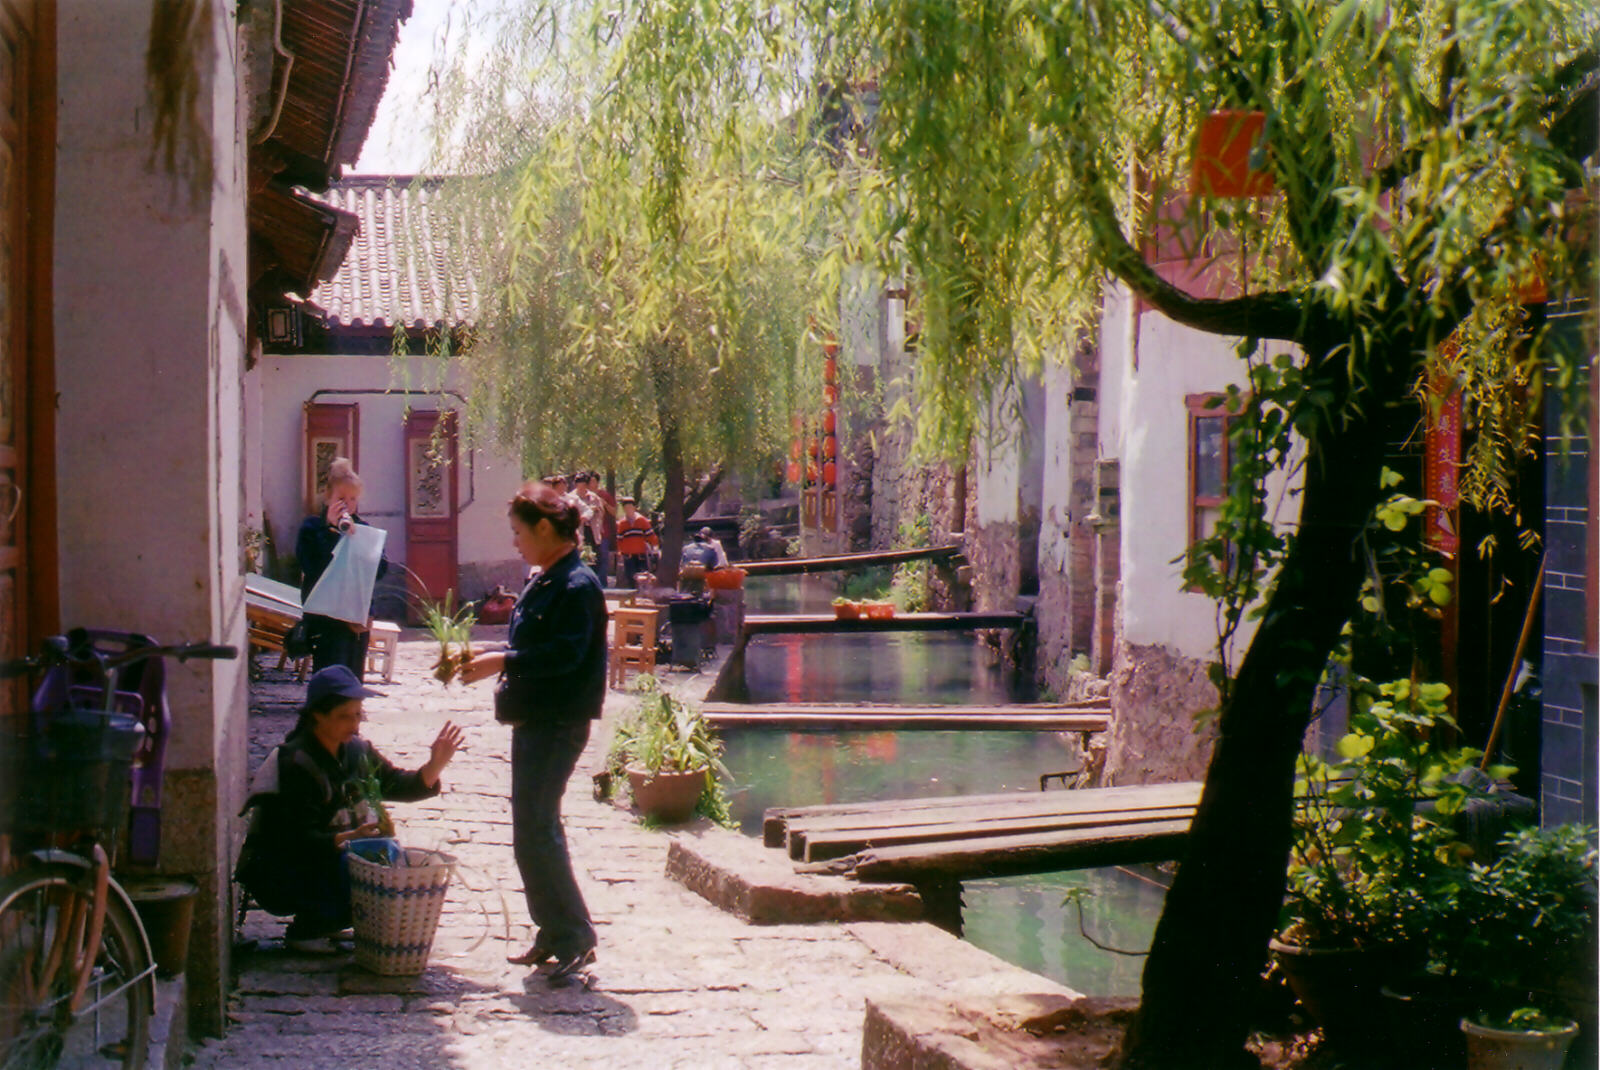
[
  {"x1": 302, "y1": 401, "x2": 359, "y2": 512},
  {"x1": 0, "y1": 0, "x2": 48, "y2": 722},
  {"x1": 403, "y1": 410, "x2": 458, "y2": 615}
]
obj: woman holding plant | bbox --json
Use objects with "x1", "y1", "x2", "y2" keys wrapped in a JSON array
[
  {"x1": 460, "y1": 486, "x2": 608, "y2": 986},
  {"x1": 235, "y1": 665, "x2": 463, "y2": 954}
]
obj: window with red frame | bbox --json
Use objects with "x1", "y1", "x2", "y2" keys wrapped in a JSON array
[{"x1": 1187, "y1": 393, "x2": 1239, "y2": 578}]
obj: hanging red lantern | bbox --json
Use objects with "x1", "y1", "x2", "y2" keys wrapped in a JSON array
[
  {"x1": 824, "y1": 357, "x2": 838, "y2": 384},
  {"x1": 823, "y1": 384, "x2": 839, "y2": 406},
  {"x1": 823, "y1": 435, "x2": 837, "y2": 459},
  {"x1": 807, "y1": 438, "x2": 820, "y2": 458},
  {"x1": 822, "y1": 460, "x2": 837, "y2": 486},
  {"x1": 822, "y1": 409, "x2": 837, "y2": 434},
  {"x1": 806, "y1": 461, "x2": 818, "y2": 484},
  {"x1": 786, "y1": 460, "x2": 802, "y2": 484},
  {"x1": 790, "y1": 439, "x2": 802, "y2": 461}
]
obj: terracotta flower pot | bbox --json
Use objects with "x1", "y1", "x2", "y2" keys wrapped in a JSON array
[
  {"x1": 863, "y1": 601, "x2": 896, "y2": 620},
  {"x1": 833, "y1": 601, "x2": 860, "y2": 620},
  {"x1": 626, "y1": 764, "x2": 708, "y2": 824},
  {"x1": 1462, "y1": 1017, "x2": 1579, "y2": 1070},
  {"x1": 1269, "y1": 936, "x2": 1422, "y2": 1053}
]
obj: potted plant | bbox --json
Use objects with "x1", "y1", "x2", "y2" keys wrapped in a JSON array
[
  {"x1": 832, "y1": 597, "x2": 860, "y2": 620},
  {"x1": 1271, "y1": 677, "x2": 1485, "y2": 1052},
  {"x1": 605, "y1": 675, "x2": 734, "y2": 825},
  {"x1": 1435, "y1": 824, "x2": 1596, "y2": 1070}
]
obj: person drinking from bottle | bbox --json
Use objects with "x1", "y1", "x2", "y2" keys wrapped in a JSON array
[
  {"x1": 296, "y1": 458, "x2": 389, "y2": 677},
  {"x1": 235, "y1": 666, "x2": 464, "y2": 954}
]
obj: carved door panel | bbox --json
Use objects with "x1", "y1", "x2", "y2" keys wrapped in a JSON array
[
  {"x1": 0, "y1": 2, "x2": 38, "y2": 721},
  {"x1": 403, "y1": 410, "x2": 458, "y2": 618},
  {"x1": 303, "y1": 401, "x2": 359, "y2": 513}
]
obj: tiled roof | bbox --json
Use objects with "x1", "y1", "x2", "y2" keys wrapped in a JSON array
[{"x1": 307, "y1": 176, "x2": 482, "y2": 330}]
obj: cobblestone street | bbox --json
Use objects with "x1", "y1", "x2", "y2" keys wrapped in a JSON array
[{"x1": 189, "y1": 633, "x2": 933, "y2": 1069}]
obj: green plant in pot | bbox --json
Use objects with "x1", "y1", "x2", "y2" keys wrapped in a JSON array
[
  {"x1": 1272, "y1": 675, "x2": 1488, "y2": 1052},
  {"x1": 1431, "y1": 824, "x2": 1596, "y2": 1070},
  {"x1": 604, "y1": 675, "x2": 735, "y2": 826}
]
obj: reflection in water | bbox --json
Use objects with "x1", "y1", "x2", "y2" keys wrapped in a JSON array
[{"x1": 725, "y1": 575, "x2": 1165, "y2": 996}]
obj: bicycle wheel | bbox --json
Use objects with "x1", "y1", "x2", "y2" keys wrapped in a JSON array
[{"x1": 0, "y1": 863, "x2": 151, "y2": 1070}]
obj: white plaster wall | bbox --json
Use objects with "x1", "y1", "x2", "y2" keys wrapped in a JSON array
[
  {"x1": 1038, "y1": 359, "x2": 1076, "y2": 578},
  {"x1": 53, "y1": 0, "x2": 248, "y2": 771},
  {"x1": 257, "y1": 354, "x2": 526, "y2": 576},
  {"x1": 1100, "y1": 285, "x2": 1302, "y2": 661},
  {"x1": 974, "y1": 381, "x2": 1024, "y2": 527}
]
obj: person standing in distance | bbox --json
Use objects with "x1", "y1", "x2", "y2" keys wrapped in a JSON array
[
  {"x1": 296, "y1": 458, "x2": 388, "y2": 676},
  {"x1": 460, "y1": 486, "x2": 606, "y2": 985}
]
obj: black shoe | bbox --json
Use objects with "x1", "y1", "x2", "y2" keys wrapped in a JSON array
[
  {"x1": 546, "y1": 947, "x2": 596, "y2": 987},
  {"x1": 507, "y1": 941, "x2": 553, "y2": 967}
]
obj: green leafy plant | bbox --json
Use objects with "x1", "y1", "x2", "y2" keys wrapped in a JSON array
[
  {"x1": 604, "y1": 675, "x2": 735, "y2": 828},
  {"x1": 1282, "y1": 677, "x2": 1493, "y2": 949},
  {"x1": 355, "y1": 757, "x2": 395, "y2": 840},
  {"x1": 421, "y1": 590, "x2": 477, "y2": 686},
  {"x1": 1472, "y1": 1006, "x2": 1578, "y2": 1034},
  {"x1": 1434, "y1": 824, "x2": 1596, "y2": 1021}
]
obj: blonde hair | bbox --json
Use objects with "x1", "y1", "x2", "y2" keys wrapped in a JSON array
[{"x1": 323, "y1": 457, "x2": 363, "y2": 495}]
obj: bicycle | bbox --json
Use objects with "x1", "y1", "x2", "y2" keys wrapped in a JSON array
[{"x1": 0, "y1": 629, "x2": 235, "y2": 1070}]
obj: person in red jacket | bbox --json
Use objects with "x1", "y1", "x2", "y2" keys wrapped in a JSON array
[{"x1": 615, "y1": 496, "x2": 659, "y2": 587}]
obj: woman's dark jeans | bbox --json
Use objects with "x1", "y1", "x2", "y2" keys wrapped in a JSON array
[
  {"x1": 511, "y1": 720, "x2": 596, "y2": 957},
  {"x1": 307, "y1": 614, "x2": 371, "y2": 677}
]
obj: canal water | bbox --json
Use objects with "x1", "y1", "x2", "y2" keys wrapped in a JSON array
[{"x1": 718, "y1": 576, "x2": 1168, "y2": 997}]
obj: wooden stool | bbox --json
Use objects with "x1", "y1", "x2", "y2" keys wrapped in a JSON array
[
  {"x1": 609, "y1": 607, "x2": 658, "y2": 688},
  {"x1": 366, "y1": 620, "x2": 401, "y2": 683}
]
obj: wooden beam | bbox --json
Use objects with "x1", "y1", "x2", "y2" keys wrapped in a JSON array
[
  {"x1": 829, "y1": 819, "x2": 1194, "y2": 882},
  {"x1": 703, "y1": 701, "x2": 1110, "y2": 733},
  {"x1": 740, "y1": 612, "x2": 1026, "y2": 636},
  {"x1": 798, "y1": 806, "x2": 1197, "y2": 862},
  {"x1": 763, "y1": 781, "x2": 1203, "y2": 848},
  {"x1": 740, "y1": 546, "x2": 961, "y2": 576}
]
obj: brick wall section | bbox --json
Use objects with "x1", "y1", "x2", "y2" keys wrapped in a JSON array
[{"x1": 1540, "y1": 355, "x2": 1596, "y2": 828}]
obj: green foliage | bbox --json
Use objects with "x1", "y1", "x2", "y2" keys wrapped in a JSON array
[
  {"x1": 1432, "y1": 823, "x2": 1597, "y2": 1014},
  {"x1": 1283, "y1": 676, "x2": 1490, "y2": 948},
  {"x1": 605, "y1": 675, "x2": 735, "y2": 828},
  {"x1": 421, "y1": 591, "x2": 477, "y2": 686},
  {"x1": 355, "y1": 757, "x2": 395, "y2": 840},
  {"x1": 890, "y1": 514, "x2": 934, "y2": 612},
  {"x1": 1471, "y1": 1005, "x2": 1579, "y2": 1034}
]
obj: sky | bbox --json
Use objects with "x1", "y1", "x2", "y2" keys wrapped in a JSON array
[{"x1": 353, "y1": 1, "x2": 463, "y2": 175}]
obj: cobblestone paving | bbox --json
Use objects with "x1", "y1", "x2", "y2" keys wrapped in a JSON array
[{"x1": 189, "y1": 632, "x2": 916, "y2": 1069}]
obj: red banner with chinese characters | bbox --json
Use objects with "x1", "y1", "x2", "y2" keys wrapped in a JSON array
[{"x1": 1424, "y1": 369, "x2": 1462, "y2": 556}]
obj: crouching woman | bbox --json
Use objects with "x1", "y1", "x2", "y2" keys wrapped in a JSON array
[{"x1": 236, "y1": 665, "x2": 463, "y2": 953}]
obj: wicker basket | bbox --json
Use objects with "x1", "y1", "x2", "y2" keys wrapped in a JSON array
[{"x1": 348, "y1": 847, "x2": 456, "y2": 976}]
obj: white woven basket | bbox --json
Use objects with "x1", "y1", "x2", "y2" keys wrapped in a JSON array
[{"x1": 348, "y1": 846, "x2": 457, "y2": 976}]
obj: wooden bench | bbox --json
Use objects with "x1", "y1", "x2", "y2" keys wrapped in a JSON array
[{"x1": 245, "y1": 574, "x2": 310, "y2": 680}]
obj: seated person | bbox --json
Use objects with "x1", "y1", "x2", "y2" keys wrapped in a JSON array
[
  {"x1": 236, "y1": 665, "x2": 463, "y2": 953},
  {"x1": 681, "y1": 528, "x2": 724, "y2": 570}
]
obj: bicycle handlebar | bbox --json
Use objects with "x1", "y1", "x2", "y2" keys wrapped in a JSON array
[{"x1": 0, "y1": 634, "x2": 239, "y2": 679}]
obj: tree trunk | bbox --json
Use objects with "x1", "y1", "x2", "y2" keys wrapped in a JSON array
[
  {"x1": 682, "y1": 464, "x2": 727, "y2": 519},
  {"x1": 657, "y1": 423, "x2": 686, "y2": 586},
  {"x1": 1117, "y1": 357, "x2": 1411, "y2": 1068}
]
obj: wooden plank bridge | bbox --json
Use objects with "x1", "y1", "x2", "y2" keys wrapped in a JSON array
[
  {"x1": 739, "y1": 545, "x2": 962, "y2": 577},
  {"x1": 737, "y1": 610, "x2": 1026, "y2": 645},
  {"x1": 765, "y1": 781, "x2": 1200, "y2": 879},
  {"x1": 701, "y1": 700, "x2": 1109, "y2": 733}
]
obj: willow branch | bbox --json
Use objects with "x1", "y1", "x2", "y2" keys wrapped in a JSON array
[{"x1": 1078, "y1": 168, "x2": 1313, "y2": 344}]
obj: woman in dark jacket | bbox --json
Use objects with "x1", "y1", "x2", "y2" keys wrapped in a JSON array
[
  {"x1": 237, "y1": 665, "x2": 463, "y2": 953},
  {"x1": 462, "y1": 485, "x2": 607, "y2": 985},
  {"x1": 296, "y1": 457, "x2": 389, "y2": 677}
]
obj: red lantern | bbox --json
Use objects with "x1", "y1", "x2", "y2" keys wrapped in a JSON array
[
  {"x1": 807, "y1": 438, "x2": 820, "y2": 458},
  {"x1": 806, "y1": 461, "x2": 818, "y2": 484},
  {"x1": 786, "y1": 460, "x2": 802, "y2": 484},
  {"x1": 823, "y1": 384, "x2": 839, "y2": 406},
  {"x1": 822, "y1": 460, "x2": 837, "y2": 486},
  {"x1": 789, "y1": 439, "x2": 802, "y2": 461},
  {"x1": 823, "y1": 338, "x2": 839, "y2": 358},
  {"x1": 822, "y1": 409, "x2": 837, "y2": 434},
  {"x1": 824, "y1": 357, "x2": 838, "y2": 384},
  {"x1": 790, "y1": 413, "x2": 803, "y2": 433},
  {"x1": 823, "y1": 435, "x2": 837, "y2": 459}
]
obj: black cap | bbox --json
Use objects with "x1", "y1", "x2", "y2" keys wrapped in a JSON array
[{"x1": 305, "y1": 665, "x2": 382, "y2": 705}]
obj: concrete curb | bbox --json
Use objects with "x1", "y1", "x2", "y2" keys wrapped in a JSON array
[{"x1": 665, "y1": 825, "x2": 924, "y2": 924}]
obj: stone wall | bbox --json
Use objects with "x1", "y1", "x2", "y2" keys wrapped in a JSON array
[{"x1": 1104, "y1": 637, "x2": 1220, "y2": 786}]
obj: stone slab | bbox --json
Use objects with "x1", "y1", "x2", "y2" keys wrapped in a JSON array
[{"x1": 665, "y1": 825, "x2": 924, "y2": 924}]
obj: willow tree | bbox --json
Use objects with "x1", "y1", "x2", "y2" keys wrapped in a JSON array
[
  {"x1": 425, "y1": 4, "x2": 827, "y2": 581},
  {"x1": 430, "y1": 0, "x2": 1595, "y2": 1066}
]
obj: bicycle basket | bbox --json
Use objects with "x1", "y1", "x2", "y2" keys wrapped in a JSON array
[{"x1": 0, "y1": 706, "x2": 144, "y2": 837}]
